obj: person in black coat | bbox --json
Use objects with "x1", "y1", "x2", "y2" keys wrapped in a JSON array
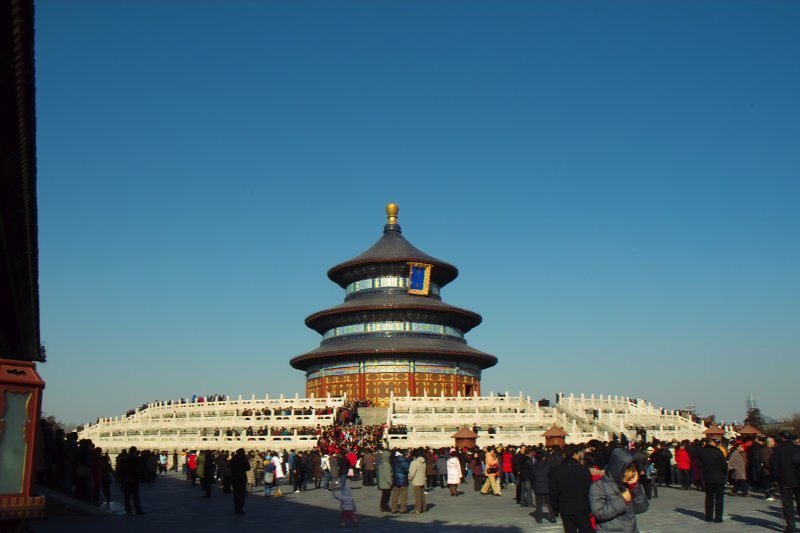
[
  {"x1": 337, "y1": 452, "x2": 351, "y2": 488},
  {"x1": 532, "y1": 451, "x2": 556, "y2": 524},
  {"x1": 200, "y1": 450, "x2": 216, "y2": 498},
  {"x1": 771, "y1": 431, "x2": 800, "y2": 533},
  {"x1": 516, "y1": 447, "x2": 534, "y2": 508},
  {"x1": 698, "y1": 439, "x2": 727, "y2": 523},
  {"x1": 653, "y1": 443, "x2": 672, "y2": 487},
  {"x1": 549, "y1": 444, "x2": 593, "y2": 533},
  {"x1": 293, "y1": 451, "x2": 307, "y2": 493},
  {"x1": 390, "y1": 450, "x2": 410, "y2": 513},
  {"x1": 230, "y1": 448, "x2": 251, "y2": 515},
  {"x1": 117, "y1": 446, "x2": 145, "y2": 515}
]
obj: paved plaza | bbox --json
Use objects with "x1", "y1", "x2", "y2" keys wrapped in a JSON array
[{"x1": 31, "y1": 473, "x2": 788, "y2": 533}]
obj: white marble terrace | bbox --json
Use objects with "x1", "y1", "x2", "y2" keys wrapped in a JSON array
[{"x1": 78, "y1": 392, "x2": 733, "y2": 453}]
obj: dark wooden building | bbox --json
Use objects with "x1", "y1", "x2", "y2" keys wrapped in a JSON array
[{"x1": 1, "y1": 0, "x2": 41, "y2": 363}]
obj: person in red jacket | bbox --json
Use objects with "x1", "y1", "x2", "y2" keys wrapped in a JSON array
[
  {"x1": 502, "y1": 448, "x2": 516, "y2": 487},
  {"x1": 675, "y1": 442, "x2": 692, "y2": 490},
  {"x1": 187, "y1": 451, "x2": 198, "y2": 486}
]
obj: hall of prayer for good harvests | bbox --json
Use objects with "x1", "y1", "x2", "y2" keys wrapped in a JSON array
[{"x1": 290, "y1": 204, "x2": 497, "y2": 405}]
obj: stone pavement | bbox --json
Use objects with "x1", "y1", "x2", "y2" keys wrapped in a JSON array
[{"x1": 30, "y1": 473, "x2": 789, "y2": 533}]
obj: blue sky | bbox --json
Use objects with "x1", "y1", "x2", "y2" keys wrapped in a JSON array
[{"x1": 34, "y1": 1, "x2": 799, "y2": 426}]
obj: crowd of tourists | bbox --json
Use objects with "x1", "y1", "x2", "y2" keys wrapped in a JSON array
[
  {"x1": 163, "y1": 428, "x2": 800, "y2": 531},
  {"x1": 37, "y1": 399, "x2": 800, "y2": 531}
]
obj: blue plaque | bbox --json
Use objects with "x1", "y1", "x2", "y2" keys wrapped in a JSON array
[{"x1": 407, "y1": 262, "x2": 432, "y2": 295}]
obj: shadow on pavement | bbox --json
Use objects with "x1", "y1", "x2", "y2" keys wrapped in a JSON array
[
  {"x1": 728, "y1": 514, "x2": 784, "y2": 531},
  {"x1": 29, "y1": 474, "x2": 533, "y2": 533},
  {"x1": 673, "y1": 507, "x2": 706, "y2": 521}
]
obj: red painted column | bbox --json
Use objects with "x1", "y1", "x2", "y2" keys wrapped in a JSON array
[{"x1": 358, "y1": 373, "x2": 366, "y2": 399}]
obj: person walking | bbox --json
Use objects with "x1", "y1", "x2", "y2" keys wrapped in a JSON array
[
  {"x1": 699, "y1": 437, "x2": 728, "y2": 523},
  {"x1": 728, "y1": 443, "x2": 749, "y2": 496},
  {"x1": 549, "y1": 444, "x2": 593, "y2": 533},
  {"x1": 480, "y1": 446, "x2": 502, "y2": 496},
  {"x1": 117, "y1": 446, "x2": 146, "y2": 515},
  {"x1": 761, "y1": 437, "x2": 778, "y2": 501},
  {"x1": 328, "y1": 451, "x2": 339, "y2": 490},
  {"x1": 332, "y1": 484, "x2": 359, "y2": 528},
  {"x1": 376, "y1": 447, "x2": 393, "y2": 512},
  {"x1": 408, "y1": 449, "x2": 427, "y2": 513},
  {"x1": 772, "y1": 431, "x2": 800, "y2": 532},
  {"x1": 589, "y1": 448, "x2": 649, "y2": 532},
  {"x1": 230, "y1": 448, "x2": 251, "y2": 515},
  {"x1": 390, "y1": 450, "x2": 410, "y2": 513}
]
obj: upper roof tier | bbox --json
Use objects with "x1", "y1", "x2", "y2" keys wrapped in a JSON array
[
  {"x1": 304, "y1": 292, "x2": 483, "y2": 334},
  {"x1": 327, "y1": 204, "x2": 459, "y2": 288}
]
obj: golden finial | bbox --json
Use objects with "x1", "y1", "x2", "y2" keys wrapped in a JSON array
[{"x1": 386, "y1": 203, "x2": 399, "y2": 225}]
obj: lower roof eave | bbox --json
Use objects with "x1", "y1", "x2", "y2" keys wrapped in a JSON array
[{"x1": 289, "y1": 350, "x2": 498, "y2": 371}]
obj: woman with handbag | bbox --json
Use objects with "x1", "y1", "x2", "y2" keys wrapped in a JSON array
[
  {"x1": 263, "y1": 458, "x2": 277, "y2": 497},
  {"x1": 480, "y1": 446, "x2": 502, "y2": 496}
]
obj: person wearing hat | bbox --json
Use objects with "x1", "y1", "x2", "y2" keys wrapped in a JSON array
[
  {"x1": 699, "y1": 437, "x2": 728, "y2": 523},
  {"x1": 771, "y1": 431, "x2": 800, "y2": 532}
]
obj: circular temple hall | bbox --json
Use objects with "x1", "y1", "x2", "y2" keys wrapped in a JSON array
[{"x1": 291, "y1": 204, "x2": 497, "y2": 405}]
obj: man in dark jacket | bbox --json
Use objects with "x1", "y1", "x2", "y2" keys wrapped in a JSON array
[
  {"x1": 772, "y1": 431, "x2": 800, "y2": 532},
  {"x1": 338, "y1": 451, "x2": 351, "y2": 488},
  {"x1": 698, "y1": 438, "x2": 727, "y2": 523},
  {"x1": 200, "y1": 450, "x2": 216, "y2": 498},
  {"x1": 516, "y1": 447, "x2": 534, "y2": 508},
  {"x1": 390, "y1": 450, "x2": 410, "y2": 513},
  {"x1": 550, "y1": 444, "x2": 593, "y2": 533},
  {"x1": 230, "y1": 448, "x2": 251, "y2": 515},
  {"x1": 532, "y1": 451, "x2": 557, "y2": 523},
  {"x1": 117, "y1": 446, "x2": 145, "y2": 515},
  {"x1": 748, "y1": 437, "x2": 764, "y2": 490}
]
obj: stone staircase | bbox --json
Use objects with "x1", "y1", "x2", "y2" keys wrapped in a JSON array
[{"x1": 358, "y1": 407, "x2": 389, "y2": 427}]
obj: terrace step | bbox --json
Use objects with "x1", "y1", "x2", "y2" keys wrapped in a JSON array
[{"x1": 358, "y1": 407, "x2": 389, "y2": 427}]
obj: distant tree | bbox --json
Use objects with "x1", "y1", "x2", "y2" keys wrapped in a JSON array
[
  {"x1": 703, "y1": 414, "x2": 717, "y2": 426},
  {"x1": 744, "y1": 408, "x2": 764, "y2": 429},
  {"x1": 789, "y1": 414, "x2": 800, "y2": 435},
  {"x1": 40, "y1": 412, "x2": 63, "y2": 431}
]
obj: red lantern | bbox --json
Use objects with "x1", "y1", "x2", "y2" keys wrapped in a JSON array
[{"x1": 0, "y1": 359, "x2": 45, "y2": 520}]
